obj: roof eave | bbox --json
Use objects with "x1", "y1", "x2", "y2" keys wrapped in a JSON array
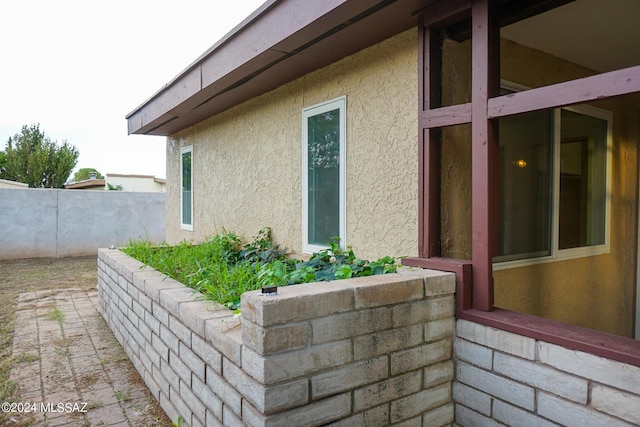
[{"x1": 126, "y1": 0, "x2": 426, "y2": 136}]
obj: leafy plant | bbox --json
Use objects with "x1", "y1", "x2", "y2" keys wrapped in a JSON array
[{"x1": 123, "y1": 228, "x2": 398, "y2": 309}]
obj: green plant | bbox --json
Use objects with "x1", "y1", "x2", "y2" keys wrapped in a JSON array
[
  {"x1": 256, "y1": 236, "x2": 399, "y2": 288},
  {"x1": 16, "y1": 352, "x2": 40, "y2": 363},
  {"x1": 123, "y1": 228, "x2": 398, "y2": 309},
  {"x1": 113, "y1": 389, "x2": 131, "y2": 403},
  {"x1": 46, "y1": 307, "x2": 64, "y2": 323},
  {"x1": 172, "y1": 415, "x2": 184, "y2": 427}
]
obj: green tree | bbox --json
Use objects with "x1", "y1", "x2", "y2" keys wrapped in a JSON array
[
  {"x1": 73, "y1": 167, "x2": 104, "y2": 182},
  {"x1": 0, "y1": 151, "x2": 6, "y2": 176},
  {"x1": 1, "y1": 124, "x2": 79, "y2": 188}
]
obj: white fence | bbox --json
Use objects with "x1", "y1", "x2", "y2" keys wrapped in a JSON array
[{"x1": 0, "y1": 188, "x2": 165, "y2": 259}]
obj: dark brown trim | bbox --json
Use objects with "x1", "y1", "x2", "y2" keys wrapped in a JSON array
[
  {"x1": 460, "y1": 308, "x2": 640, "y2": 368},
  {"x1": 422, "y1": 0, "x2": 471, "y2": 28},
  {"x1": 488, "y1": 64, "x2": 640, "y2": 118},
  {"x1": 401, "y1": 258, "x2": 640, "y2": 368},
  {"x1": 447, "y1": 0, "x2": 575, "y2": 41},
  {"x1": 470, "y1": 0, "x2": 499, "y2": 311},
  {"x1": 420, "y1": 103, "x2": 472, "y2": 128},
  {"x1": 412, "y1": 0, "x2": 640, "y2": 374},
  {"x1": 418, "y1": 24, "x2": 444, "y2": 258},
  {"x1": 127, "y1": 0, "x2": 433, "y2": 136}
]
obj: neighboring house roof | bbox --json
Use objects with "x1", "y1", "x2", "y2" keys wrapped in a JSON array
[
  {"x1": 126, "y1": 0, "x2": 426, "y2": 136},
  {"x1": 106, "y1": 173, "x2": 166, "y2": 184},
  {"x1": 64, "y1": 179, "x2": 106, "y2": 190},
  {"x1": 0, "y1": 178, "x2": 29, "y2": 189}
]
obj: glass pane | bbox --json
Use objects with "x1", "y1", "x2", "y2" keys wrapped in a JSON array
[
  {"x1": 307, "y1": 109, "x2": 340, "y2": 246},
  {"x1": 182, "y1": 150, "x2": 192, "y2": 226},
  {"x1": 497, "y1": 110, "x2": 553, "y2": 261},
  {"x1": 559, "y1": 109, "x2": 607, "y2": 249}
]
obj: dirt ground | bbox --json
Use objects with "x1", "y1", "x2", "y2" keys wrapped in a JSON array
[{"x1": 0, "y1": 256, "x2": 171, "y2": 426}]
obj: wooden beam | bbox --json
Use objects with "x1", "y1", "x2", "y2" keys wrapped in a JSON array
[
  {"x1": 488, "y1": 65, "x2": 640, "y2": 118},
  {"x1": 422, "y1": 25, "x2": 442, "y2": 111},
  {"x1": 470, "y1": 0, "x2": 499, "y2": 311},
  {"x1": 420, "y1": 103, "x2": 472, "y2": 128},
  {"x1": 418, "y1": 24, "x2": 443, "y2": 258}
]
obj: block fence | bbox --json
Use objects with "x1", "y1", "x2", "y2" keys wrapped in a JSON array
[
  {"x1": 0, "y1": 188, "x2": 165, "y2": 259},
  {"x1": 453, "y1": 319, "x2": 640, "y2": 426},
  {"x1": 97, "y1": 248, "x2": 457, "y2": 426}
]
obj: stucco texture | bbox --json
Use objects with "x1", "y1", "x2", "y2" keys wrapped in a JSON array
[
  {"x1": 440, "y1": 38, "x2": 639, "y2": 337},
  {"x1": 166, "y1": 29, "x2": 418, "y2": 261}
]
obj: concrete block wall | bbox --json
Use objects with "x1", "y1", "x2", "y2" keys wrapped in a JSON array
[
  {"x1": 453, "y1": 319, "x2": 640, "y2": 426},
  {"x1": 0, "y1": 188, "x2": 165, "y2": 259},
  {"x1": 97, "y1": 247, "x2": 457, "y2": 426}
]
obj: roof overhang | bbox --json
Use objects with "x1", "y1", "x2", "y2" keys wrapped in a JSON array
[
  {"x1": 129, "y1": 0, "x2": 630, "y2": 137},
  {"x1": 126, "y1": 0, "x2": 428, "y2": 136}
]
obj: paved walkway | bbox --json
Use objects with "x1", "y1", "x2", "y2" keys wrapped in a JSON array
[{"x1": 7, "y1": 288, "x2": 170, "y2": 426}]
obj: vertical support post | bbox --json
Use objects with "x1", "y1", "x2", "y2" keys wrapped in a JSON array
[
  {"x1": 471, "y1": 0, "x2": 499, "y2": 310},
  {"x1": 418, "y1": 23, "x2": 443, "y2": 258}
]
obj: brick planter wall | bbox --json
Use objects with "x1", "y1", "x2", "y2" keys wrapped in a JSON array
[
  {"x1": 453, "y1": 319, "x2": 640, "y2": 426},
  {"x1": 97, "y1": 248, "x2": 457, "y2": 426}
]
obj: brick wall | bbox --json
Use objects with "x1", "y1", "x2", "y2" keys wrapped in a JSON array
[
  {"x1": 453, "y1": 319, "x2": 640, "y2": 426},
  {"x1": 97, "y1": 248, "x2": 457, "y2": 426}
]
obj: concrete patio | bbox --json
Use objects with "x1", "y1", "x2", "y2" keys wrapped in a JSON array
[{"x1": 7, "y1": 287, "x2": 170, "y2": 426}]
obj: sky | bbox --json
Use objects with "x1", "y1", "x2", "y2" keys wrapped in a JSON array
[{"x1": 0, "y1": 0, "x2": 265, "y2": 179}]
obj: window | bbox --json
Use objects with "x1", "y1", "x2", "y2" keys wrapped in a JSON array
[
  {"x1": 496, "y1": 97, "x2": 611, "y2": 266},
  {"x1": 302, "y1": 96, "x2": 346, "y2": 253},
  {"x1": 180, "y1": 146, "x2": 193, "y2": 231}
]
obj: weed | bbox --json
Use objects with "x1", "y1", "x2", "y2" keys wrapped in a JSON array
[
  {"x1": 113, "y1": 389, "x2": 131, "y2": 403},
  {"x1": 16, "y1": 352, "x2": 40, "y2": 363},
  {"x1": 54, "y1": 345, "x2": 69, "y2": 357},
  {"x1": 46, "y1": 307, "x2": 64, "y2": 323},
  {"x1": 124, "y1": 227, "x2": 399, "y2": 309},
  {"x1": 86, "y1": 400, "x2": 104, "y2": 410},
  {"x1": 0, "y1": 379, "x2": 16, "y2": 402},
  {"x1": 172, "y1": 415, "x2": 184, "y2": 427}
]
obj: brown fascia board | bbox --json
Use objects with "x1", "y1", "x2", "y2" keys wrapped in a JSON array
[{"x1": 126, "y1": 0, "x2": 427, "y2": 136}]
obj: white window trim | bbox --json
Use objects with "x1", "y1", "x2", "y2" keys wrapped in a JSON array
[
  {"x1": 302, "y1": 96, "x2": 346, "y2": 254},
  {"x1": 180, "y1": 145, "x2": 193, "y2": 231},
  {"x1": 494, "y1": 82, "x2": 612, "y2": 271}
]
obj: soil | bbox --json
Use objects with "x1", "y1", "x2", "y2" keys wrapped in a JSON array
[{"x1": 0, "y1": 256, "x2": 171, "y2": 426}]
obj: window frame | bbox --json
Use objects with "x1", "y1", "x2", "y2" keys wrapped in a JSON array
[
  {"x1": 494, "y1": 83, "x2": 612, "y2": 271},
  {"x1": 405, "y1": 0, "x2": 640, "y2": 368},
  {"x1": 180, "y1": 145, "x2": 193, "y2": 232},
  {"x1": 301, "y1": 96, "x2": 347, "y2": 254}
]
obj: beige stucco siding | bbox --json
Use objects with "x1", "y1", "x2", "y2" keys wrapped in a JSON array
[{"x1": 166, "y1": 29, "x2": 418, "y2": 261}]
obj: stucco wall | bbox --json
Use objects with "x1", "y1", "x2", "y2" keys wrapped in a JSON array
[
  {"x1": 165, "y1": 29, "x2": 418, "y2": 261},
  {"x1": 440, "y1": 38, "x2": 639, "y2": 336},
  {"x1": 0, "y1": 188, "x2": 165, "y2": 259}
]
